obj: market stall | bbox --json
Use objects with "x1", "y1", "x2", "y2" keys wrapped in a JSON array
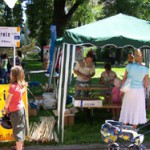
[{"x1": 55, "y1": 13, "x2": 150, "y2": 142}]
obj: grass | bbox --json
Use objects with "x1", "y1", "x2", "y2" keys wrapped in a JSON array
[
  {"x1": 64, "y1": 109, "x2": 112, "y2": 144},
  {"x1": 1, "y1": 53, "x2": 150, "y2": 147}
]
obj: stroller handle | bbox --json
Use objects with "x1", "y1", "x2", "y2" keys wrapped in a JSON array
[
  {"x1": 105, "y1": 120, "x2": 122, "y2": 126},
  {"x1": 105, "y1": 120, "x2": 122, "y2": 132}
]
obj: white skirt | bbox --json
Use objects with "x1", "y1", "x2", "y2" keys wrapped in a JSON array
[{"x1": 119, "y1": 88, "x2": 147, "y2": 125}]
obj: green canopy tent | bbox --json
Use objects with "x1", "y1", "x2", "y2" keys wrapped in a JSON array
[
  {"x1": 57, "y1": 13, "x2": 150, "y2": 142},
  {"x1": 64, "y1": 13, "x2": 150, "y2": 47}
]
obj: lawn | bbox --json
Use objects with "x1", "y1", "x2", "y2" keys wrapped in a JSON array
[{"x1": 1, "y1": 53, "x2": 150, "y2": 148}]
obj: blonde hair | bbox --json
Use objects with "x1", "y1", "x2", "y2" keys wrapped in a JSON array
[
  {"x1": 10, "y1": 66, "x2": 25, "y2": 87},
  {"x1": 134, "y1": 49, "x2": 143, "y2": 63}
]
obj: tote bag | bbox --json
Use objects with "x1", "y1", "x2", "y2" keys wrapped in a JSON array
[{"x1": 120, "y1": 78, "x2": 131, "y2": 93}]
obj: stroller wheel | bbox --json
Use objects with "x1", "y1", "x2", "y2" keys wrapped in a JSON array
[
  {"x1": 108, "y1": 143, "x2": 120, "y2": 150},
  {"x1": 128, "y1": 144, "x2": 146, "y2": 150}
]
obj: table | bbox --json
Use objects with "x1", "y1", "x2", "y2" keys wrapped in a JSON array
[
  {"x1": 75, "y1": 84, "x2": 112, "y2": 91},
  {"x1": 74, "y1": 85, "x2": 150, "y2": 125},
  {"x1": 75, "y1": 84, "x2": 113, "y2": 98},
  {"x1": 74, "y1": 102, "x2": 121, "y2": 108},
  {"x1": 74, "y1": 84, "x2": 113, "y2": 125}
]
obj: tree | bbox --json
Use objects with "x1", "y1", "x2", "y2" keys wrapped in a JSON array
[
  {"x1": 1, "y1": 0, "x2": 23, "y2": 27},
  {"x1": 0, "y1": 1, "x2": 5, "y2": 26},
  {"x1": 52, "y1": 0, "x2": 90, "y2": 37},
  {"x1": 100, "y1": 0, "x2": 150, "y2": 20},
  {"x1": 69, "y1": 2, "x2": 95, "y2": 27},
  {"x1": 26, "y1": 0, "x2": 53, "y2": 61}
]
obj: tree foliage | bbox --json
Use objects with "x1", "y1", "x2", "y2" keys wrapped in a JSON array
[
  {"x1": 100, "y1": 0, "x2": 150, "y2": 20},
  {"x1": 2, "y1": 0, "x2": 150, "y2": 50},
  {"x1": 26, "y1": 0, "x2": 53, "y2": 44},
  {"x1": 0, "y1": 1, "x2": 5, "y2": 25},
  {"x1": 52, "y1": 0, "x2": 90, "y2": 37},
  {"x1": 0, "y1": 0, "x2": 23, "y2": 27}
]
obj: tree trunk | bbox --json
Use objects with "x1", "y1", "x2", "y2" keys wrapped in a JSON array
[{"x1": 52, "y1": 0, "x2": 84, "y2": 37}]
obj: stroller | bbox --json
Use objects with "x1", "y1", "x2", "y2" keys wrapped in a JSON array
[{"x1": 101, "y1": 120, "x2": 150, "y2": 150}]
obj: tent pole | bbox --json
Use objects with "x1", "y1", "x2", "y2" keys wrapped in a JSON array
[{"x1": 13, "y1": 46, "x2": 16, "y2": 66}]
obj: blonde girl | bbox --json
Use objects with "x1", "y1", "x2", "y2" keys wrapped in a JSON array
[{"x1": 4, "y1": 66, "x2": 26, "y2": 150}]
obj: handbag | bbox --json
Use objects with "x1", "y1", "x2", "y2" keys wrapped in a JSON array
[
  {"x1": 120, "y1": 78, "x2": 131, "y2": 93},
  {"x1": 0, "y1": 114, "x2": 12, "y2": 129}
]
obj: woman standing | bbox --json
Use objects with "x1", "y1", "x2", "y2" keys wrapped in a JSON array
[
  {"x1": 4, "y1": 66, "x2": 27, "y2": 150},
  {"x1": 119, "y1": 49, "x2": 149, "y2": 130}
]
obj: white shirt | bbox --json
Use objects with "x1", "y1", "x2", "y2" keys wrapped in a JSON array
[{"x1": 74, "y1": 59, "x2": 95, "y2": 82}]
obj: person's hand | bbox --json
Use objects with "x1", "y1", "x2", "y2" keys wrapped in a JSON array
[
  {"x1": 120, "y1": 91, "x2": 124, "y2": 97},
  {"x1": 4, "y1": 106, "x2": 9, "y2": 114}
]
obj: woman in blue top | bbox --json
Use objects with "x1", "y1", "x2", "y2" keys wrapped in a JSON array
[{"x1": 119, "y1": 49, "x2": 149, "y2": 130}]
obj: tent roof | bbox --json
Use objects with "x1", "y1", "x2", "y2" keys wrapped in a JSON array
[
  {"x1": 64, "y1": 13, "x2": 150, "y2": 48},
  {"x1": 55, "y1": 37, "x2": 63, "y2": 46}
]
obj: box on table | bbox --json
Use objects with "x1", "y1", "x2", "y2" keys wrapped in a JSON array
[
  {"x1": 29, "y1": 108, "x2": 37, "y2": 116},
  {"x1": 73, "y1": 99, "x2": 103, "y2": 107}
]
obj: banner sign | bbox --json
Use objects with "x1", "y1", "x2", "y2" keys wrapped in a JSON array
[
  {"x1": 0, "y1": 27, "x2": 20, "y2": 47},
  {"x1": 47, "y1": 25, "x2": 56, "y2": 73},
  {"x1": 0, "y1": 84, "x2": 29, "y2": 142}
]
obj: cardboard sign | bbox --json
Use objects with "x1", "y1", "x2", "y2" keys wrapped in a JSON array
[
  {"x1": 73, "y1": 99, "x2": 103, "y2": 107},
  {"x1": 0, "y1": 84, "x2": 29, "y2": 142},
  {"x1": 0, "y1": 27, "x2": 20, "y2": 47}
]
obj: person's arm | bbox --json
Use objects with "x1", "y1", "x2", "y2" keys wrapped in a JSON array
[
  {"x1": 121, "y1": 70, "x2": 128, "y2": 86},
  {"x1": 120, "y1": 70, "x2": 128, "y2": 97},
  {"x1": 90, "y1": 64, "x2": 95, "y2": 78},
  {"x1": 143, "y1": 75, "x2": 148, "y2": 88},
  {"x1": 73, "y1": 61, "x2": 90, "y2": 80},
  {"x1": 4, "y1": 93, "x2": 13, "y2": 113},
  {"x1": 108, "y1": 72, "x2": 117, "y2": 83},
  {"x1": 74, "y1": 69, "x2": 89, "y2": 79}
]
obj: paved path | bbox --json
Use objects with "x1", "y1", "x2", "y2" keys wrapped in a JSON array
[
  {"x1": 0, "y1": 144, "x2": 106, "y2": 150},
  {"x1": 1, "y1": 143, "x2": 150, "y2": 150}
]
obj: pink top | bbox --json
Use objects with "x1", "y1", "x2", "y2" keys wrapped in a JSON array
[
  {"x1": 8, "y1": 84, "x2": 24, "y2": 112},
  {"x1": 111, "y1": 86, "x2": 121, "y2": 104}
]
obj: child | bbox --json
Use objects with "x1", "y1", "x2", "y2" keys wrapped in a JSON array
[
  {"x1": 111, "y1": 77, "x2": 122, "y2": 120},
  {"x1": 4, "y1": 66, "x2": 26, "y2": 150}
]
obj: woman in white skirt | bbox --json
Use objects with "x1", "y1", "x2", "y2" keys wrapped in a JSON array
[{"x1": 119, "y1": 49, "x2": 149, "y2": 130}]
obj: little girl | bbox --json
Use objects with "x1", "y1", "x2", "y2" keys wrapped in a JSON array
[
  {"x1": 4, "y1": 66, "x2": 26, "y2": 150},
  {"x1": 111, "y1": 77, "x2": 122, "y2": 120}
]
